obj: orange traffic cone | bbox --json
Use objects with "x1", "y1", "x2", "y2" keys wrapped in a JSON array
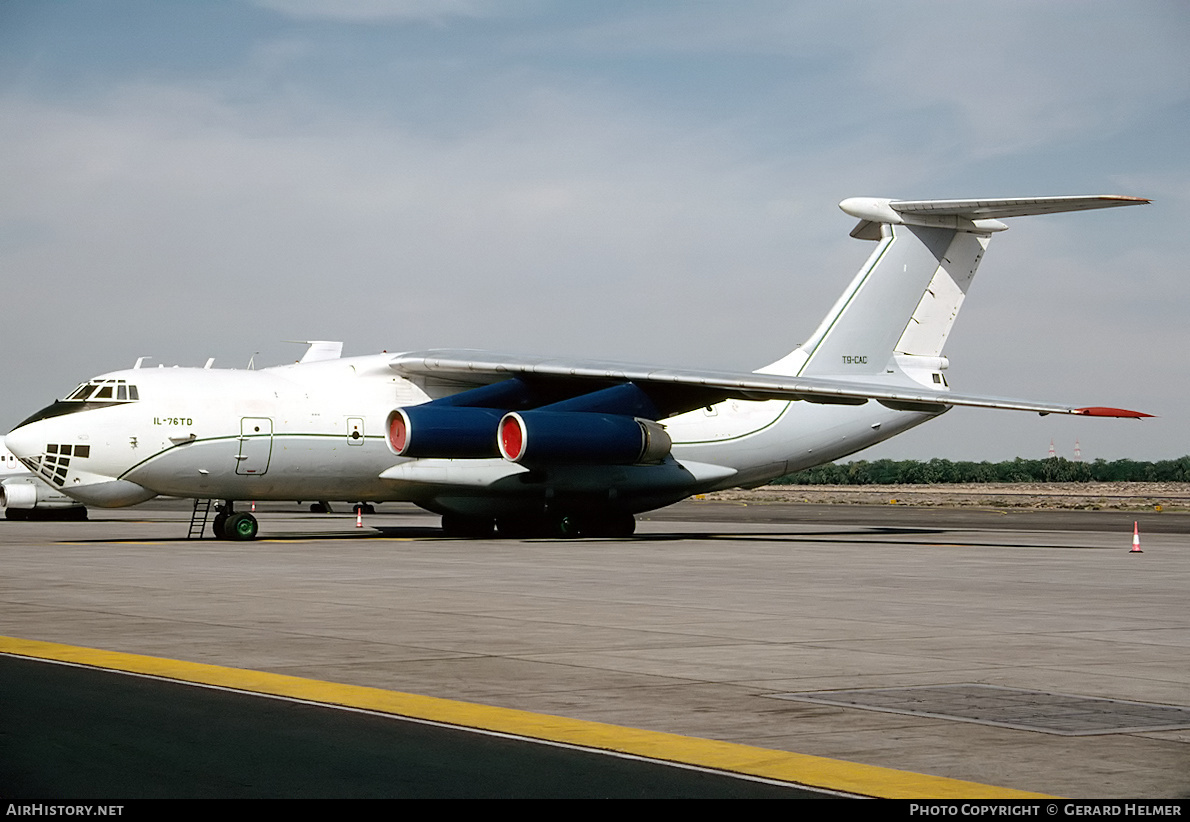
[
  {"x1": 251, "y1": 501, "x2": 256, "y2": 512},
  {"x1": 356, "y1": 509, "x2": 363, "y2": 528},
  {"x1": 1130, "y1": 521, "x2": 1143, "y2": 553}
]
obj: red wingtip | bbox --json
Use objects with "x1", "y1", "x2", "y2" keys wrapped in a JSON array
[{"x1": 1075, "y1": 407, "x2": 1156, "y2": 419}]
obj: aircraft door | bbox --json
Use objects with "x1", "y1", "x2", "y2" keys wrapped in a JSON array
[
  {"x1": 347, "y1": 417, "x2": 364, "y2": 445},
  {"x1": 236, "y1": 417, "x2": 273, "y2": 475}
]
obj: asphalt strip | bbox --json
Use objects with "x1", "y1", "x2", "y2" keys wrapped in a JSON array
[{"x1": 0, "y1": 635, "x2": 1050, "y2": 799}]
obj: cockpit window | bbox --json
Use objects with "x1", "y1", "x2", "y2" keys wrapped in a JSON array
[
  {"x1": 13, "y1": 379, "x2": 141, "y2": 428},
  {"x1": 63, "y1": 379, "x2": 139, "y2": 403}
]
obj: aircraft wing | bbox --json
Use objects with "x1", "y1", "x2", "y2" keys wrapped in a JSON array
[{"x1": 389, "y1": 350, "x2": 1152, "y2": 419}]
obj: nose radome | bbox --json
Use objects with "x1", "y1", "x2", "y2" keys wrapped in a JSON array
[
  {"x1": 5, "y1": 424, "x2": 41, "y2": 464},
  {"x1": 5, "y1": 421, "x2": 155, "y2": 507}
]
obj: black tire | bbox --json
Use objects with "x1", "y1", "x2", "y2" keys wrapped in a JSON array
[
  {"x1": 556, "y1": 515, "x2": 584, "y2": 539},
  {"x1": 494, "y1": 514, "x2": 594, "y2": 539},
  {"x1": 223, "y1": 512, "x2": 259, "y2": 541},
  {"x1": 441, "y1": 513, "x2": 495, "y2": 538},
  {"x1": 495, "y1": 515, "x2": 543, "y2": 539},
  {"x1": 586, "y1": 512, "x2": 636, "y2": 538},
  {"x1": 212, "y1": 512, "x2": 228, "y2": 539}
]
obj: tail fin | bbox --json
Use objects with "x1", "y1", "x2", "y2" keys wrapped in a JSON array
[{"x1": 759, "y1": 195, "x2": 1148, "y2": 379}]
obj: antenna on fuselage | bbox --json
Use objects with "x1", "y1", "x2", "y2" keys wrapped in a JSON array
[
  {"x1": 134, "y1": 357, "x2": 150, "y2": 369},
  {"x1": 247, "y1": 352, "x2": 258, "y2": 370}
]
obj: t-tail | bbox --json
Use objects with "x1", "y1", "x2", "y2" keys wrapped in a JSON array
[{"x1": 759, "y1": 196, "x2": 1149, "y2": 384}]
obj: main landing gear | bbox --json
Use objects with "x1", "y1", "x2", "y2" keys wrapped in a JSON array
[
  {"x1": 4, "y1": 507, "x2": 88, "y2": 521},
  {"x1": 440, "y1": 511, "x2": 636, "y2": 539},
  {"x1": 211, "y1": 501, "x2": 258, "y2": 541},
  {"x1": 308, "y1": 502, "x2": 375, "y2": 514}
]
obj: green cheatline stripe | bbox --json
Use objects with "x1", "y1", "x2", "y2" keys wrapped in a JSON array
[
  {"x1": 0, "y1": 636, "x2": 1051, "y2": 799},
  {"x1": 118, "y1": 432, "x2": 388, "y2": 478}
]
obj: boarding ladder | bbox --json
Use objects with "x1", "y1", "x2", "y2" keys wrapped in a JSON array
[{"x1": 188, "y1": 498, "x2": 213, "y2": 539}]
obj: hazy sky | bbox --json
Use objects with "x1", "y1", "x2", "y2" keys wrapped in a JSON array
[{"x1": 2, "y1": 1, "x2": 1186, "y2": 461}]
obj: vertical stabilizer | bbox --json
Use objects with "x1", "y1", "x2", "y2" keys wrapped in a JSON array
[
  {"x1": 795, "y1": 223, "x2": 964, "y2": 377},
  {"x1": 759, "y1": 195, "x2": 1148, "y2": 379},
  {"x1": 894, "y1": 230, "x2": 988, "y2": 358}
]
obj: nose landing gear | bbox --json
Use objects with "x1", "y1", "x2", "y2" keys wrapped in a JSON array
[{"x1": 211, "y1": 502, "x2": 259, "y2": 541}]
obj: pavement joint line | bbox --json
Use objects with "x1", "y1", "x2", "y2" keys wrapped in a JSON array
[
  {"x1": 0, "y1": 635, "x2": 1052, "y2": 800},
  {"x1": 54, "y1": 536, "x2": 420, "y2": 546}
]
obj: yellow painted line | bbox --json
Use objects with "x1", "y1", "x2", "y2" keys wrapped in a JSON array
[
  {"x1": 57, "y1": 536, "x2": 419, "y2": 546},
  {"x1": 0, "y1": 635, "x2": 1051, "y2": 799}
]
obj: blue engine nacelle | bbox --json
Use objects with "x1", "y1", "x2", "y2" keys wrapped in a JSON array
[
  {"x1": 497, "y1": 411, "x2": 672, "y2": 465},
  {"x1": 387, "y1": 406, "x2": 503, "y2": 459}
]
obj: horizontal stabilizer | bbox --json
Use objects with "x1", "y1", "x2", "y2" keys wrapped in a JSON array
[
  {"x1": 842, "y1": 195, "x2": 1149, "y2": 239},
  {"x1": 885, "y1": 195, "x2": 1149, "y2": 220}
]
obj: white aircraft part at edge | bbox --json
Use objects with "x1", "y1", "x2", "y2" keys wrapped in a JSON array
[{"x1": 0, "y1": 442, "x2": 87, "y2": 520}]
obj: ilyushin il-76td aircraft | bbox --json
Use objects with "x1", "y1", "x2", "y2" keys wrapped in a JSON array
[{"x1": 6, "y1": 195, "x2": 1152, "y2": 540}]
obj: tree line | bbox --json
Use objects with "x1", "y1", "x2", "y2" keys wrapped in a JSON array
[{"x1": 773, "y1": 457, "x2": 1190, "y2": 485}]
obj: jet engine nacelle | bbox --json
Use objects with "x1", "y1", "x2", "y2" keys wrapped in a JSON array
[
  {"x1": 1, "y1": 477, "x2": 87, "y2": 511},
  {"x1": 497, "y1": 411, "x2": 672, "y2": 465},
  {"x1": 387, "y1": 405, "x2": 503, "y2": 459}
]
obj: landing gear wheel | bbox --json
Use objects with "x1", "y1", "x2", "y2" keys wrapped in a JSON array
[
  {"x1": 441, "y1": 513, "x2": 495, "y2": 538},
  {"x1": 212, "y1": 512, "x2": 228, "y2": 539},
  {"x1": 586, "y1": 512, "x2": 636, "y2": 538},
  {"x1": 556, "y1": 515, "x2": 584, "y2": 539},
  {"x1": 222, "y1": 512, "x2": 259, "y2": 541},
  {"x1": 495, "y1": 515, "x2": 544, "y2": 539},
  {"x1": 608, "y1": 512, "x2": 636, "y2": 537}
]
